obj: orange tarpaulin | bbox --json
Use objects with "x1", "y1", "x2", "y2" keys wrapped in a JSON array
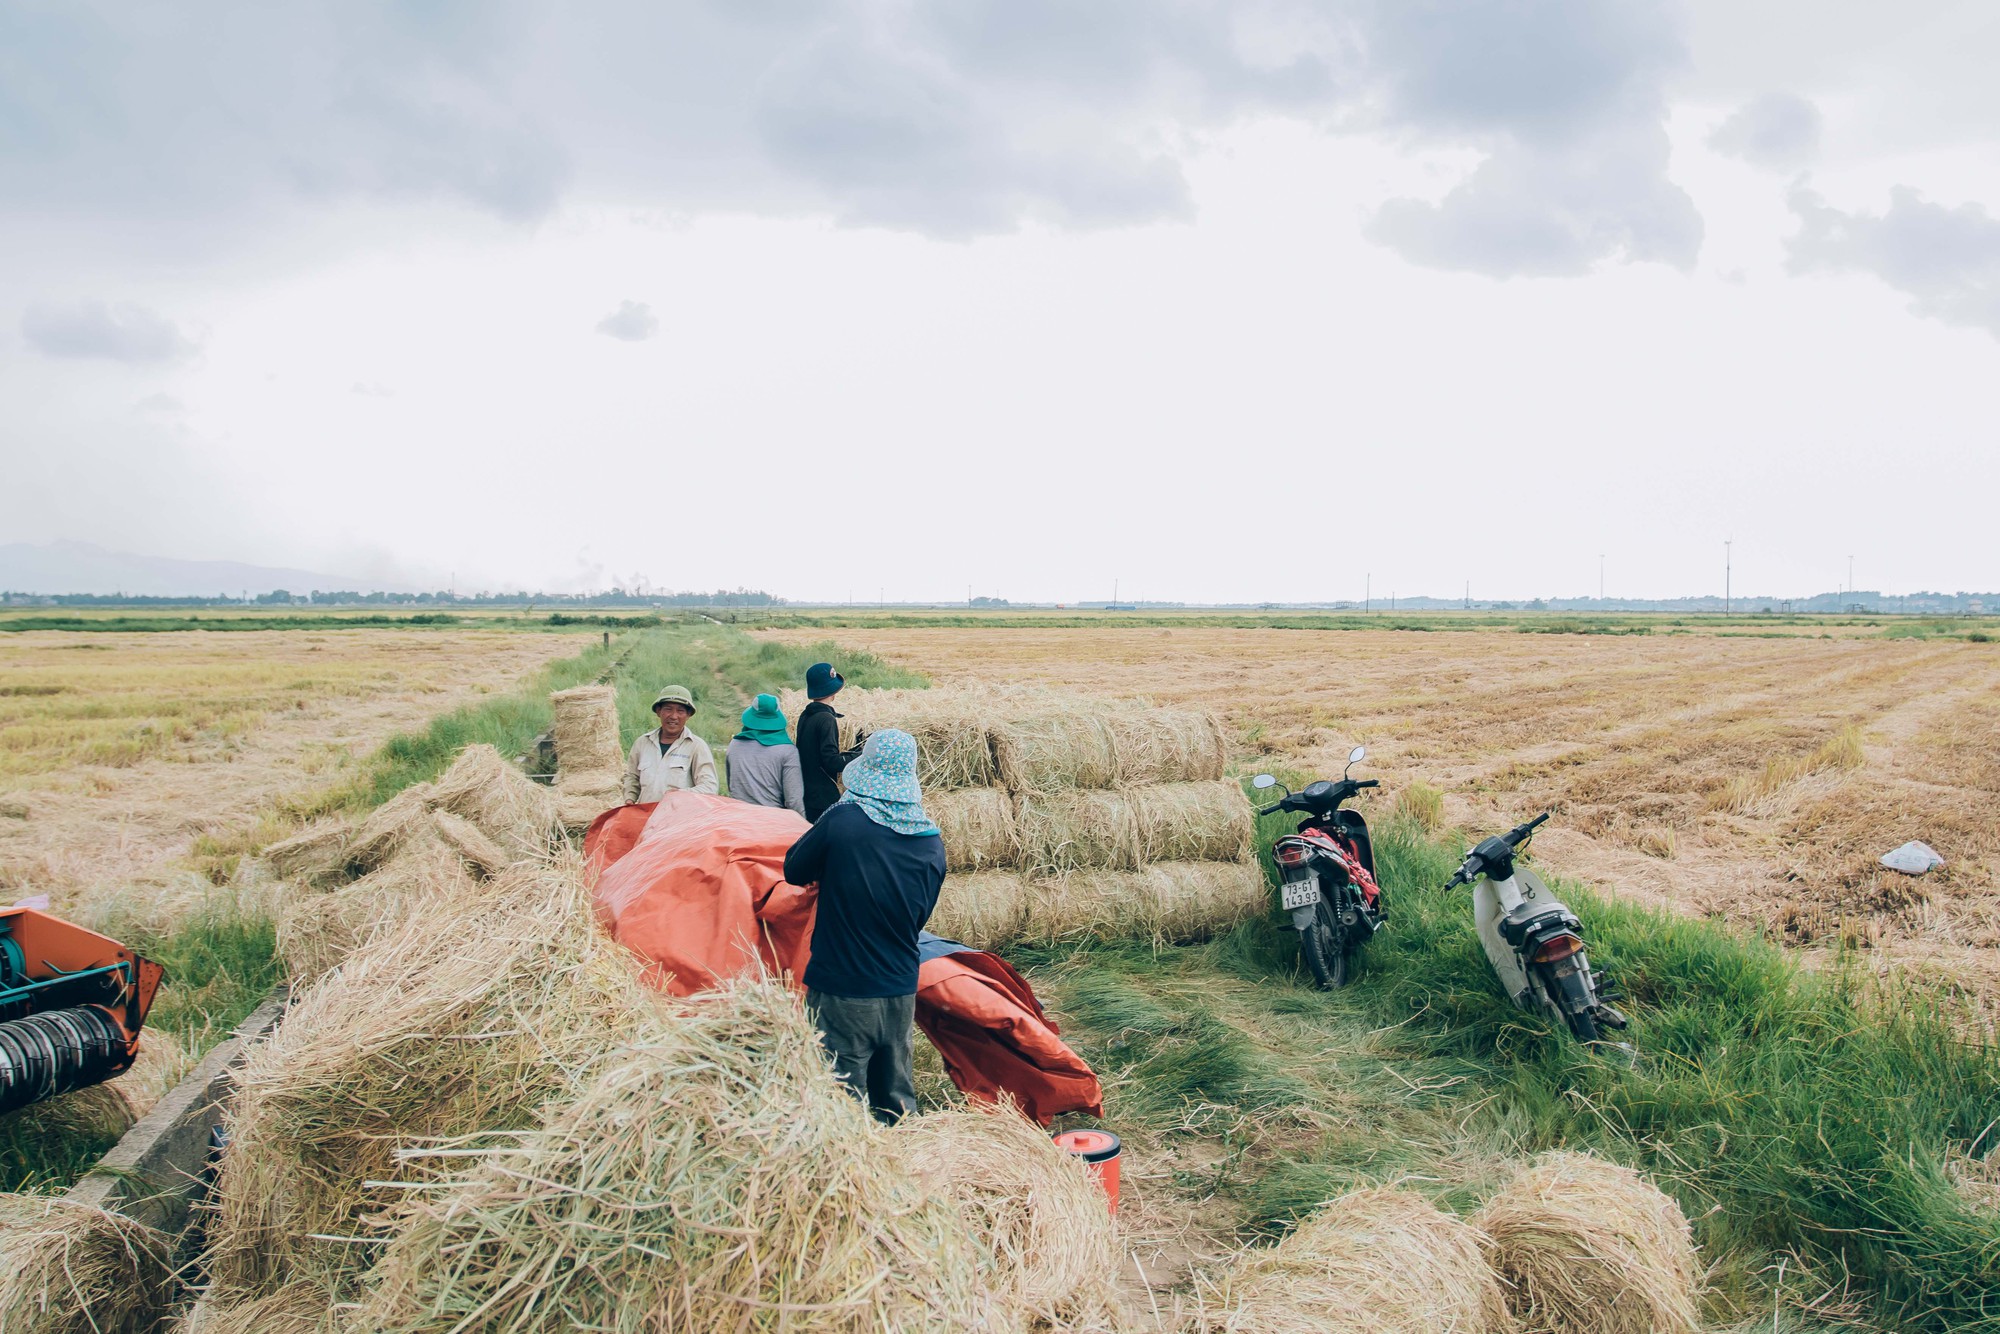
[
  {"x1": 585, "y1": 792, "x2": 1102, "y2": 1123},
  {"x1": 915, "y1": 940, "x2": 1104, "y2": 1123},
  {"x1": 592, "y1": 792, "x2": 814, "y2": 996}
]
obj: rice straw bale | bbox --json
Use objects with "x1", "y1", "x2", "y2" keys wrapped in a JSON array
[
  {"x1": 352, "y1": 979, "x2": 1019, "y2": 1333},
  {"x1": 549, "y1": 683, "x2": 625, "y2": 773},
  {"x1": 0, "y1": 1193, "x2": 171, "y2": 1334},
  {"x1": 555, "y1": 775, "x2": 623, "y2": 831},
  {"x1": 208, "y1": 857, "x2": 655, "y2": 1303},
  {"x1": 429, "y1": 808, "x2": 508, "y2": 878},
  {"x1": 1018, "y1": 789, "x2": 1143, "y2": 872},
  {"x1": 1105, "y1": 706, "x2": 1229, "y2": 786},
  {"x1": 930, "y1": 786, "x2": 1022, "y2": 871},
  {"x1": 258, "y1": 818, "x2": 355, "y2": 886},
  {"x1": 929, "y1": 870, "x2": 1033, "y2": 949},
  {"x1": 1028, "y1": 861, "x2": 1268, "y2": 944},
  {"x1": 0, "y1": 1082, "x2": 138, "y2": 1148},
  {"x1": 1196, "y1": 1185, "x2": 1515, "y2": 1334},
  {"x1": 1134, "y1": 781, "x2": 1253, "y2": 864},
  {"x1": 274, "y1": 841, "x2": 478, "y2": 985},
  {"x1": 1473, "y1": 1152, "x2": 1701, "y2": 1334},
  {"x1": 343, "y1": 781, "x2": 437, "y2": 871},
  {"x1": 184, "y1": 1282, "x2": 338, "y2": 1334},
  {"x1": 892, "y1": 1102, "x2": 1121, "y2": 1325},
  {"x1": 992, "y1": 709, "x2": 1121, "y2": 792},
  {"x1": 426, "y1": 743, "x2": 557, "y2": 858},
  {"x1": 780, "y1": 686, "x2": 998, "y2": 790}
]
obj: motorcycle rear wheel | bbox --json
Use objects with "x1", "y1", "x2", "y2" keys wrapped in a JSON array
[
  {"x1": 1536, "y1": 964, "x2": 1600, "y2": 1043},
  {"x1": 1301, "y1": 901, "x2": 1352, "y2": 989}
]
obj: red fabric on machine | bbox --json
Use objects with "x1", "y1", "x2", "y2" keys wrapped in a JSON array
[{"x1": 586, "y1": 791, "x2": 1101, "y2": 1121}]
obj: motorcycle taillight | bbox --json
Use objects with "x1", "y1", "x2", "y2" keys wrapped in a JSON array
[
  {"x1": 1274, "y1": 843, "x2": 1310, "y2": 867},
  {"x1": 1533, "y1": 934, "x2": 1584, "y2": 963}
]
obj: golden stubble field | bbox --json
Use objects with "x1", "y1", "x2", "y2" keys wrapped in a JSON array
[
  {"x1": 0, "y1": 629, "x2": 582, "y2": 926},
  {"x1": 762, "y1": 625, "x2": 2000, "y2": 991}
]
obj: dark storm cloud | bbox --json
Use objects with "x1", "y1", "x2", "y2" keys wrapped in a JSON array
[
  {"x1": 1708, "y1": 93, "x2": 1821, "y2": 171},
  {"x1": 1788, "y1": 185, "x2": 2000, "y2": 338},
  {"x1": 595, "y1": 300, "x2": 660, "y2": 342},
  {"x1": 0, "y1": 0, "x2": 1694, "y2": 268},
  {"x1": 20, "y1": 299, "x2": 197, "y2": 363}
]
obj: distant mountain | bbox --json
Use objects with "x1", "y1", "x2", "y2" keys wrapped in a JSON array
[{"x1": 0, "y1": 541, "x2": 411, "y2": 597}]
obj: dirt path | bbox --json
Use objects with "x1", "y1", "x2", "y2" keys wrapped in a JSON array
[
  {"x1": 761, "y1": 625, "x2": 2000, "y2": 990},
  {"x1": 0, "y1": 629, "x2": 585, "y2": 928}
]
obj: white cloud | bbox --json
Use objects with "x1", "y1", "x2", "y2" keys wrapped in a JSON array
[
  {"x1": 21, "y1": 300, "x2": 198, "y2": 363},
  {"x1": 1709, "y1": 93, "x2": 1821, "y2": 171},
  {"x1": 594, "y1": 300, "x2": 659, "y2": 342},
  {"x1": 1788, "y1": 184, "x2": 2000, "y2": 338}
]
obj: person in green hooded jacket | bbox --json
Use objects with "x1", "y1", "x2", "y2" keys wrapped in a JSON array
[{"x1": 725, "y1": 694, "x2": 806, "y2": 818}]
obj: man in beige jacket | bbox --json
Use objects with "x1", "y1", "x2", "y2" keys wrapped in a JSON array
[{"x1": 622, "y1": 685, "x2": 719, "y2": 804}]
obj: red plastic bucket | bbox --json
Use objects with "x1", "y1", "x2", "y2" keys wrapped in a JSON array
[{"x1": 1053, "y1": 1129, "x2": 1122, "y2": 1215}]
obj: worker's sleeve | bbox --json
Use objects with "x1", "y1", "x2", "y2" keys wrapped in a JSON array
[
  {"x1": 620, "y1": 735, "x2": 642, "y2": 805},
  {"x1": 691, "y1": 739, "x2": 719, "y2": 796},
  {"x1": 806, "y1": 713, "x2": 851, "y2": 780},
  {"x1": 781, "y1": 749, "x2": 806, "y2": 818},
  {"x1": 783, "y1": 812, "x2": 829, "y2": 886}
]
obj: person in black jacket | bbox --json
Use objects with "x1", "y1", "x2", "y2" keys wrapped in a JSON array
[
  {"x1": 782, "y1": 729, "x2": 944, "y2": 1123},
  {"x1": 797, "y1": 660, "x2": 863, "y2": 821}
]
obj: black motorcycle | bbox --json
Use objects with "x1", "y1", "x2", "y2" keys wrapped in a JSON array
[{"x1": 1252, "y1": 746, "x2": 1385, "y2": 989}]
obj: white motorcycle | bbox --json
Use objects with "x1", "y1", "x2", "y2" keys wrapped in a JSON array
[{"x1": 1444, "y1": 813, "x2": 1629, "y2": 1045}]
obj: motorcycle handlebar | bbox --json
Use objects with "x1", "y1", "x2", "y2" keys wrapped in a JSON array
[
  {"x1": 1356, "y1": 779, "x2": 1380, "y2": 789},
  {"x1": 1257, "y1": 802, "x2": 1283, "y2": 817},
  {"x1": 1505, "y1": 812, "x2": 1551, "y2": 846}
]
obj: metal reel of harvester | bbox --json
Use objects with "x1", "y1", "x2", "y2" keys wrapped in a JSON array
[{"x1": 0, "y1": 906, "x2": 166, "y2": 1115}]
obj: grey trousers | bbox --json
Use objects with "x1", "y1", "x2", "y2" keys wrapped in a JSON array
[{"x1": 806, "y1": 989, "x2": 917, "y2": 1125}]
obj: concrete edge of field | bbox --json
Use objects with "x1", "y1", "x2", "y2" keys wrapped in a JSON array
[{"x1": 66, "y1": 989, "x2": 289, "y2": 1240}]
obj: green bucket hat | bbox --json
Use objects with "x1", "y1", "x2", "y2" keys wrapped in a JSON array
[
  {"x1": 650, "y1": 685, "x2": 696, "y2": 714},
  {"x1": 735, "y1": 693, "x2": 791, "y2": 745}
]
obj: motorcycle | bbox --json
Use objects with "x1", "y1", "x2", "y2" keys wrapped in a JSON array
[
  {"x1": 1444, "y1": 813, "x2": 1629, "y2": 1044},
  {"x1": 1251, "y1": 746, "x2": 1384, "y2": 989}
]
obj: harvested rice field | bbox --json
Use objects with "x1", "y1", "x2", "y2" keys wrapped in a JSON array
[
  {"x1": 760, "y1": 625, "x2": 2000, "y2": 990},
  {"x1": 0, "y1": 629, "x2": 586, "y2": 927}
]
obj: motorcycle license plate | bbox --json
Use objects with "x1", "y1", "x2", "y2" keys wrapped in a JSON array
[{"x1": 1280, "y1": 878, "x2": 1319, "y2": 911}]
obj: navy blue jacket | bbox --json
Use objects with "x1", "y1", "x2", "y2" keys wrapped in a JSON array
[{"x1": 784, "y1": 802, "x2": 945, "y2": 998}]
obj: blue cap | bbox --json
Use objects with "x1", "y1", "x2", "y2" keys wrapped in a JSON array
[{"x1": 806, "y1": 662, "x2": 844, "y2": 699}]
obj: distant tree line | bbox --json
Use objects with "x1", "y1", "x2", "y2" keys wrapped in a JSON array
[{"x1": 3, "y1": 588, "x2": 784, "y2": 607}]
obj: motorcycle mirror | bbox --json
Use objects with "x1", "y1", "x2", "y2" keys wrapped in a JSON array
[
  {"x1": 1250, "y1": 773, "x2": 1278, "y2": 790},
  {"x1": 1348, "y1": 745, "x2": 1367, "y2": 766}
]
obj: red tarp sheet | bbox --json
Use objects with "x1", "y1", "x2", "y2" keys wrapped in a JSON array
[{"x1": 586, "y1": 792, "x2": 1102, "y2": 1123}]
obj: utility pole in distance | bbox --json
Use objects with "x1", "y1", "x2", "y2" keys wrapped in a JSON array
[{"x1": 1724, "y1": 540, "x2": 1732, "y2": 615}]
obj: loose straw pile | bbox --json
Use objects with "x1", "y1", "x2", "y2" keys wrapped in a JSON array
[
  {"x1": 0, "y1": 1193, "x2": 170, "y2": 1334},
  {"x1": 351, "y1": 980, "x2": 1016, "y2": 1333},
  {"x1": 891, "y1": 1102, "x2": 1122, "y2": 1326},
  {"x1": 1474, "y1": 1152, "x2": 1702, "y2": 1334},
  {"x1": 1197, "y1": 1186, "x2": 1516, "y2": 1333},
  {"x1": 209, "y1": 858, "x2": 657, "y2": 1303}
]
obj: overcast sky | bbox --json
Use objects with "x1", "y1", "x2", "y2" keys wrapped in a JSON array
[{"x1": 4, "y1": 0, "x2": 1997, "y2": 602}]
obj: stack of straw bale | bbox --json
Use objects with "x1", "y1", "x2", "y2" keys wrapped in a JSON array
[
  {"x1": 785, "y1": 684, "x2": 1258, "y2": 948},
  {"x1": 1196, "y1": 1186, "x2": 1516, "y2": 1333},
  {"x1": 550, "y1": 684, "x2": 626, "y2": 828},
  {"x1": 0, "y1": 1193, "x2": 170, "y2": 1334},
  {"x1": 258, "y1": 818, "x2": 355, "y2": 887},
  {"x1": 1474, "y1": 1152, "x2": 1701, "y2": 1334},
  {"x1": 891, "y1": 1103, "x2": 1124, "y2": 1328},
  {"x1": 350, "y1": 979, "x2": 1022, "y2": 1332},
  {"x1": 211, "y1": 857, "x2": 659, "y2": 1304}
]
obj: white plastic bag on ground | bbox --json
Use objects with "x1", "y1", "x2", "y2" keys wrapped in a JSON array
[{"x1": 1881, "y1": 841, "x2": 1945, "y2": 875}]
